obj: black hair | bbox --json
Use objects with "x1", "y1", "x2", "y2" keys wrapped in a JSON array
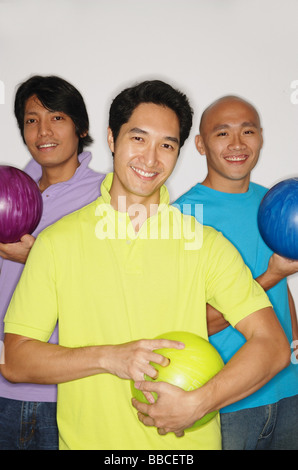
[
  {"x1": 14, "y1": 75, "x2": 93, "y2": 154},
  {"x1": 108, "y1": 80, "x2": 193, "y2": 153}
]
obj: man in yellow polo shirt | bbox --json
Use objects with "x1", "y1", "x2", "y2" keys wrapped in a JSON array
[{"x1": 1, "y1": 80, "x2": 290, "y2": 450}]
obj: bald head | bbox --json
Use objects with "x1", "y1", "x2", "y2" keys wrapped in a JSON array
[
  {"x1": 199, "y1": 95, "x2": 261, "y2": 137},
  {"x1": 195, "y1": 95, "x2": 263, "y2": 191}
]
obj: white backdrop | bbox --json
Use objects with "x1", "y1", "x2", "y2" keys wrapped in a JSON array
[{"x1": 0, "y1": 0, "x2": 298, "y2": 311}]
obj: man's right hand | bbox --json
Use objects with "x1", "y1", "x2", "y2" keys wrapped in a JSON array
[
  {"x1": 0, "y1": 234, "x2": 35, "y2": 264},
  {"x1": 268, "y1": 253, "x2": 298, "y2": 278},
  {"x1": 103, "y1": 338, "x2": 185, "y2": 382}
]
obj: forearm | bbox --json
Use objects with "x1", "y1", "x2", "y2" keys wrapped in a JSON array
[
  {"x1": 195, "y1": 336, "x2": 288, "y2": 417},
  {"x1": 256, "y1": 253, "x2": 298, "y2": 291},
  {"x1": 2, "y1": 334, "x2": 184, "y2": 385},
  {"x1": 194, "y1": 309, "x2": 291, "y2": 418},
  {"x1": 2, "y1": 334, "x2": 110, "y2": 384},
  {"x1": 257, "y1": 261, "x2": 298, "y2": 341},
  {"x1": 132, "y1": 308, "x2": 291, "y2": 434},
  {"x1": 288, "y1": 287, "x2": 298, "y2": 342},
  {"x1": 255, "y1": 271, "x2": 281, "y2": 291}
]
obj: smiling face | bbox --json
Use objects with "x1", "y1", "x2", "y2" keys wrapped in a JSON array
[
  {"x1": 196, "y1": 97, "x2": 263, "y2": 192},
  {"x1": 23, "y1": 95, "x2": 80, "y2": 173},
  {"x1": 108, "y1": 102, "x2": 180, "y2": 210}
]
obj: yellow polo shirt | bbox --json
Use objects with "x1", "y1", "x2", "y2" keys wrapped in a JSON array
[{"x1": 5, "y1": 173, "x2": 271, "y2": 450}]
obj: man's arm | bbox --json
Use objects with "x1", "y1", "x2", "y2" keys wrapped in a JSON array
[
  {"x1": 207, "y1": 253, "x2": 298, "y2": 336},
  {"x1": 0, "y1": 234, "x2": 35, "y2": 264},
  {"x1": 249, "y1": 254, "x2": 298, "y2": 346},
  {"x1": 206, "y1": 303, "x2": 230, "y2": 336},
  {"x1": 132, "y1": 306, "x2": 291, "y2": 435},
  {"x1": 255, "y1": 253, "x2": 298, "y2": 291},
  {"x1": 288, "y1": 286, "x2": 298, "y2": 348},
  {"x1": 1, "y1": 333, "x2": 184, "y2": 385}
]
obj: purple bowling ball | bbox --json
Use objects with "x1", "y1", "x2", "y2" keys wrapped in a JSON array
[{"x1": 0, "y1": 165, "x2": 43, "y2": 243}]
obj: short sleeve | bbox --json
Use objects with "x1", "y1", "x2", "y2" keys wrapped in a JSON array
[
  {"x1": 205, "y1": 231, "x2": 272, "y2": 327},
  {"x1": 4, "y1": 233, "x2": 58, "y2": 342}
]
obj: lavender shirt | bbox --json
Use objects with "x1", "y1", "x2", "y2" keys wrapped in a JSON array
[{"x1": 0, "y1": 151, "x2": 105, "y2": 402}]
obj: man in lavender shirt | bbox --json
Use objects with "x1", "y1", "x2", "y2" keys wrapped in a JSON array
[{"x1": 0, "y1": 75, "x2": 105, "y2": 449}]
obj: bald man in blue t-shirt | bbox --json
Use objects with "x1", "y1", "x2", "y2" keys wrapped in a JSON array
[{"x1": 175, "y1": 95, "x2": 298, "y2": 450}]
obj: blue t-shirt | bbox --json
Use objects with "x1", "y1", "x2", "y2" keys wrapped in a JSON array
[{"x1": 174, "y1": 182, "x2": 298, "y2": 413}]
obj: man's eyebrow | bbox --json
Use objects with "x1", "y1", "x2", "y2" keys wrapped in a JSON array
[
  {"x1": 241, "y1": 121, "x2": 258, "y2": 128},
  {"x1": 129, "y1": 127, "x2": 179, "y2": 144},
  {"x1": 212, "y1": 124, "x2": 229, "y2": 132},
  {"x1": 129, "y1": 127, "x2": 148, "y2": 135},
  {"x1": 24, "y1": 109, "x2": 63, "y2": 116},
  {"x1": 165, "y1": 135, "x2": 179, "y2": 144},
  {"x1": 212, "y1": 121, "x2": 258, "y2": 132}
]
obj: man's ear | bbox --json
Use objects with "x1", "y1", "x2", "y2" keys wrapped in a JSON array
[
  {"x1": 260, "y1": 128, "x2": 264, "y2": 150},
  {"x1": 195, "y1": 134, "x2": 206, "y2": 155},
  {"x1": 107, "y1": 127, "x2": 115, "y2": 153}
]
